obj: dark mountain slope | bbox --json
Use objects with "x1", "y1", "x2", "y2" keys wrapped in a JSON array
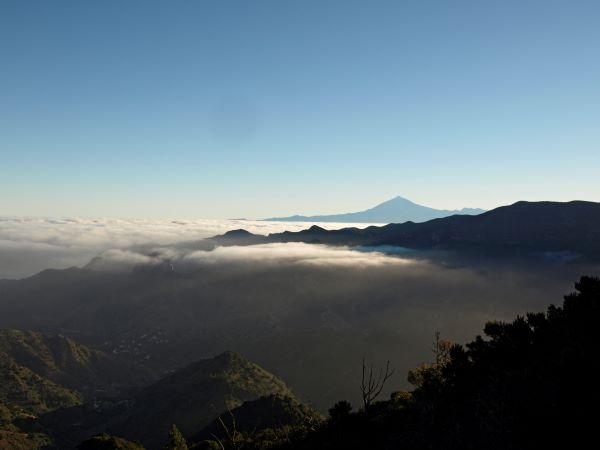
[
  {"x1": 0, "y1": 330, "x2": 151, "y2": 424},
  {"x1": 0, "y1": 268, "x2": 133, "y2": 341},
  {"x1": 0, "y1": 427, "x2": 52, "y2": 450},
  {"x1": 109, "y1": 351, "x2": 295, "y2": 449},
  {"x1": 76, "y1": 433, "x2": 145, "y2": 450},
  {"x1": 0, "y1": 330, "x2": 151, "y2": 396},
  {"x1": 218, "y1": 201, "x2": 600, "y2": 258},
  {"x1": 0, "y1": 357, "x2": 81, "y2": 423},
  {"x1": 194, "y1": 394, "x2": 323, "y2": 443},
  {"x1": 0, "y1": 330, "x2": 154, "y2": 449}
]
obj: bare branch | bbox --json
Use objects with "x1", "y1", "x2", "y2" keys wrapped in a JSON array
[{"x1": 360, "y1": 357, "x2": 395, "y2": 410}]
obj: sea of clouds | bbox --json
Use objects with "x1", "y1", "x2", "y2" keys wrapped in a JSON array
[
  {"x1": 1, "y1": 216, "x2": 591, "y2": 408},
  {"x1": 0, "y1": 217, "x2": 382, "y2": 279}
]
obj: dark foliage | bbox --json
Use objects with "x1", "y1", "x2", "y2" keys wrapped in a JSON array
[
  {"x1": 207, "y1": 276, "x2": 600, "y2": 449},
  {"x1": 108, "y1": 351, "x2": 294, "y2": 449},
  {"x1": 76, "y1": 433, "x2": 145, "y2": 450},
  {"x1": 195, "y1": 394, "x2": 322, "y2": 444}
]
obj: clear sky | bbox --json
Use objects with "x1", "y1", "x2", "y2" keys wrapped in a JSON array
[{"x1": 1, "y1": 0, "x2": 599, "y2": 219}]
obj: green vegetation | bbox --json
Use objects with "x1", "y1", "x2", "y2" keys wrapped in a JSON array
[
  {"x1": 0, "y1": 330, "x2": 153, "y2": 449},
  {"x1": 0, "y1": 330, "x2": 89, "y2": 424},
  {"x1": 0, "y1": 358, "x2": 81, "y2": 422},
  {"x1": 0, "y1": 329, "x2": 151, "y2": 397},
  {"x1": 0, "y1": 429, "x2": 52, "y2": 450}
]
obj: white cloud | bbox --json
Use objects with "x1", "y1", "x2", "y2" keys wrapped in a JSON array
[
  {"x1": 0, "y1": 217, "x2": 383, "y2": 279},
  {"x1": 182, "y1": 243, "x2": 415, "y2": 267}
]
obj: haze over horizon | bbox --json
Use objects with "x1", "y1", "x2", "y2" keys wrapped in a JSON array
[{"x1": 2, "y1": 0, "x2": 600, "y2": 219}]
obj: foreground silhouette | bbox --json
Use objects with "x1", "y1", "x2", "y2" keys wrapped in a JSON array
[{"x1": 191, "y1": 276, "x2": 599, "y2": 450}]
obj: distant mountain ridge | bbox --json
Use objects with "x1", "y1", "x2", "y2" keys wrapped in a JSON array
[
  {"x1": 265, "y1": 196, "x2": 485, "y2": 223},
  {"x1": 219, "y1": 201, "x2": 600, "y2": 259}
]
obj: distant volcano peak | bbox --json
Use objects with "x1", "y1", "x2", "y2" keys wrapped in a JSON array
[{"x1": 264, "y1": 196, "x2": 485, "y2": 224}]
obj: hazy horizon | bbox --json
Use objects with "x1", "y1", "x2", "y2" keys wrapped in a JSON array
[
  {"x1": 1, "y1": 195, "x2": 597, "y2": 221},
  {"x1": 1, "y1": 193, "x2": 485, "y2": 221},
  {"x1": 0, "y1": 216, "x2": 385, "y2": 279}
]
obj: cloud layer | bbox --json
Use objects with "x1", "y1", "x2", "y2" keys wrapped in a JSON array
[
  {"x1": 1, "y1": 216, "x2": 596, "y2": 410},
  {"x1": 0, "y1": 217, "x2": 379, "y2": 279}
]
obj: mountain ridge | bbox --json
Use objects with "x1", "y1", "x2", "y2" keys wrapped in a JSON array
[
  {"x1": 108, "y1": 351, "x2": 297, "y2": 449},
  {"x1": 193, "y1": 393, "x2": 323, "y2": 443},
  {"x1": 0, "y1": 329, "x2": 153, "y2": 418},
  {"x1": 0, "y1": 329, "x2": 155, "y2": 449},
  {"x1": 218, "y1": 200, "x2": 600, "y2": 259},
  {"x1": 264, "y1": 196, "x2": 485, "y2": 223}
]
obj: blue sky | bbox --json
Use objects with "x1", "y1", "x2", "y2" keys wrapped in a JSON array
[{"x1": 1, "y1": 0, "x2": 599, "y2": 218}]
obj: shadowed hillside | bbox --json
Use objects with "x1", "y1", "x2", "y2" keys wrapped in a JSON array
[
  {"x1": 0, "y1": 330, "x2": 153, "y2": 449},
  {"x1": 194, "y1": 394, "x2": 323, "y2": 444},
  {"x1": 76, "y1": 433, "x2": 144, "y2": 450},
  {"x1": 0, "y1": 330, "x2": 152, "y2": 422},
  {"x1": 108, "y1": 351, "x2": 297, "y2": 449}
]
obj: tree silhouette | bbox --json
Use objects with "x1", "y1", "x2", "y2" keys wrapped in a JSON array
[
  {"x1": 360, "y1": 357, "x2": 394, "y2": 410},
  {"x1": 328, "y1": 400, "x2": 352, "y2": 424},
  {"x1": 231, "y1": 276, "x2": 600, "y2": 450}
]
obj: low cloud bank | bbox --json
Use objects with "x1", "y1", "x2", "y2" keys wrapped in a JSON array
[
  {"x1": 1, "y1": 218, "x2": 596, "y2": 409},
  {"x1": 86, "y1": 243, "x2": 416, "y2": 273},
  {"x1": 0, "y1": 217, "x2": 378, "y2": 279},
  {"x1": 186, "y1": 243, "x2": 416, "y2": 267}
]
